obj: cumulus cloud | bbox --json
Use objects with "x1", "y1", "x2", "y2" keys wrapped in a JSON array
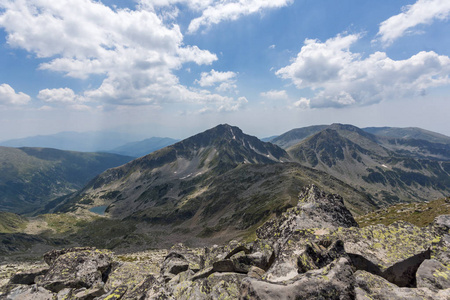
[
  {"x1": 187, "y1": 0, "x2": 293, "y2": 33},
  {"x1": 276, "y1": 33, "x2": 450, "y2": 108},
  {"x1": 377, "y1": 0, "x2": 450, "y2": 46},
  {"x1": 0, "y1": 0, "x2": 243, "y2": 112},
  {"x1": 0, "y1": 84, "x2": 31, "y2": 106},
  {"x1": 260, "y1": 90, "x2": 288, "y2": 99},
  {"x1": 196, "y1": 69, "x2": 237, "y2": 87},
  {"x1": 293, "y1": 98, "x2": 310, "y2": 109},
  {"x1": 38, "y1": 88, "x2": 82, "y2": 104}
]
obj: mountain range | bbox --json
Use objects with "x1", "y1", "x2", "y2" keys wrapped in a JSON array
[
  {"x1": 0, "y1": 147, "x2": 133, "y2": 214},
  {"x1": 0, "y1": 123, "x2": 449, "y2": 250}
]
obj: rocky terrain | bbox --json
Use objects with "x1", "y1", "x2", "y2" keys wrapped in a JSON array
[{"x1": 1, "y1": 185, "x2": 449, "y2": 299}]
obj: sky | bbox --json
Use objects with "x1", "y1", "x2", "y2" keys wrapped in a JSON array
[{"x1": 0, "y1": 0, "x2": 450, "y2": 141}]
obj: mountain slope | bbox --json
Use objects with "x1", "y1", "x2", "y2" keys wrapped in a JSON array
[
  {"x1": 107, "y1": 137, "x2": 179, "y2": 158},
  {"x1": 363, "y1": 126, "x2": 450, "y2": 144},
  {"x1": 270, "y1": 125, "x2": 328, "y2": 149},
  {"x1": 0, "y1": 131, "x2": 145, "y2": 152},
  {"x1": 288, "y1": 124, "x2": 450, "y2": 206},
  {"x1": 0, "y1": 147, "x2": 133, "y2": 214},
  {"x1": 47, "y1": 124, "x2": 374, "y2": 248}
]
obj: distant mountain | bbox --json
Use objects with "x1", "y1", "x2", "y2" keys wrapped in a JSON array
[
  {"x1": 270, "y1": 125, "x2": 328, "y2": 149},
  {"x1": 363, "y1": 127, "x2": 450, "y2": 144},
  {"x1": 287, "y1": 124, "x2": 450, "y2": 206},
  {"x1": 0, "y1": 147, "x2": 133, "y2": 214},
  {"x1": 107, "y1": 137, "x2": 179, "y2": 158},
  {"x1": 260, "y1": 136, "x2": 278, "y2": 142},
  {"x1": 47, "y1": 124, "x2": 373, "y2": 248},
  {"x1": 0, "y1": 131, "x2": 145, "y2": 152}
]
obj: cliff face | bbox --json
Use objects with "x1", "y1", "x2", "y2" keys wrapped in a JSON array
[{"x1": 2, "y1": 185, "x2": 450, "y2": 299}]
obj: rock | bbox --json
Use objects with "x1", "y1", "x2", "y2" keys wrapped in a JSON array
[
  {"x1": 94, "y1": 285, "x2": 127, "y2": 300},
  {"x1": 191, "y1": 267, "x2": 214, "y2": 281},
  {"x1": 417, "y1": 259, "x2": 450, "y2": 290},
  {"x1": 336, "y1": 221, "x2": 435, "y2": 287},
  {"x1": 297, "y1": 240, "x2": 347, "y2": 273},
  {"x1": 5, "y1": 284, "x2": 54, "y2": 300},
  {"x1": 125, "y1": 274, "x2": 157, "y2": 300},
  {"x1": 355, "y1": 270, "x2": 450, "y2": 300},
  {"x1": 256, "y1": 185, "x2": 358, "y2": 241},
  {"x1": 37, "y1": 248, "x2": 112, "y2": 293},
  {"x1": 43, "y1": 247, "x2": 93, "y2": 266},
  {"x1": 434, "y1": 215, "x2": 450, "y2": 232},
  {"x1": 103, "y1": 261, "x2": 153, "y2": 295},
  {"x1": 212, "y1": 259, "x2": 236, "y2": 273},
  {"x1": 170, "y1": 272, "x2": 245, "y2": 300},
  {"x1": 73, "y1": 286, "x2": 105, "y2": 299},
  {"x1": 247, "y1": 267, "x2": 265, "y2": 279},
  {"x1": 240, "y1": 257, "x2": 355, "y2": 300},
  {"x1": 8, "y1": 268, "x2": 48, "y2": 285}
]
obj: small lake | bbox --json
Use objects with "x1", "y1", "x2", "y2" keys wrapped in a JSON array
[{"x1": 89, "y1": 205, "x2": 108, "y2": 215}]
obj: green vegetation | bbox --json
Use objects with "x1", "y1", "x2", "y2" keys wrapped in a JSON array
[
  {"x1": 356, "y1": 197, "x2": 450, "y2": 227},
  {"x1": 0, "y1": 146, "x2": 132, "y2": 214},
  {"x1": 0, "y1": 212, "x2": 28, "y2": 233}
]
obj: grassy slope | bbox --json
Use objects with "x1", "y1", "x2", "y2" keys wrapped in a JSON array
[
  {"x1": 356, "y1": 197, "x2": 450, "y2": 227},
  {"x1": 0, "y1": 147, "x2": 133, "y2": 214}
]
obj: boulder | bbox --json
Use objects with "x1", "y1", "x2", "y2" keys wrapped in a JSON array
[
  {"x1": 103, "y1": 261, "x2": 154, "y2": 296},
  {"x1": 416, "y1": 259, "x2": 450, "y2": 290},
  {"x1": 355, "y1": 270, "x2": 450, "y2": 300},
  {"x1": 37, "y1": 248, "x2": 112, "y2": 293},
  {"x1": 161, "y1": 252, "x2": 190, "y2": 282},
  {"x1": 336, "y1": 221, "x2": 435, "y2": 287},
  {"x1": 240, "y1": 257, "x2": 355, "y2": 300},
  {"x1": 5, "y1": 284, "x2": 54, "y2": 300},
  {"x1": 8, "y1": 268, "x2": 48, "y2": 285}
]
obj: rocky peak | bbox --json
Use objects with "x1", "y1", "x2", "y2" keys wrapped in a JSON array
[{"x1": 256, "y1": 185, "x2": 358, "y2": 241}]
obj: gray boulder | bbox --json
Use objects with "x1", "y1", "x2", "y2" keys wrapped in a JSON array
[
  {"x1": 37, "y1": 248, "x2": 112, "y2": 293},
  {"x1": 240, "y1": 257, "x2": 355, "y2": 300},
  {"x1": 355, "y1": 270, "x2": 450, "y2": 300},
  {"x1": 416, "y1": 259, "x2": 450, "y2": 290}
]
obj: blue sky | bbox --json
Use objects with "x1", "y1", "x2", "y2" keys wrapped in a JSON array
[{"x1": 0, "y1": 0, "x2": 449, "y2": 141}]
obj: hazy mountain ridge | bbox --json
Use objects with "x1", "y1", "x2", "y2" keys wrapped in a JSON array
[
  {"x1": 0, "y1": 147, "x2": 133, "y2": 214},
  {"x1": 107, "y1": 137, "x2": 179, "y2": 158}
]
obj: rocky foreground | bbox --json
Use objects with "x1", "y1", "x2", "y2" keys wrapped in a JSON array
[{"x1": 1, "y1": 185, "x2": 450, "y2": 299}]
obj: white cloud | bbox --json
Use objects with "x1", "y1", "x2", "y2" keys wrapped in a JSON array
[
  {"x1": 377, "y1": 0, "x2": 450, "y2": 46},
  {"x1": 293, "y1": 97, "x2": 310, "y2": 109},
  {"x1": 0, "y1": 0, "x2": 244, "y2": 112},
  {"x1": 260, "y1": 90, "x2": 288, "y2": 100},
  {"x1": 196, "y1": 69, "x2": 237, "y2": 87},
  {"x1": 38, "y1": 88, "x2": 81, "y2": 104},
  {"x1": 276, "y1": 33, "x2": 450, "y2": 108},
  {"x1": 187, "y1": 0, "x2": 293, "y2": 34},
  {"x1": 0, "y1": 84, "x2": 31, "y2": 106}
]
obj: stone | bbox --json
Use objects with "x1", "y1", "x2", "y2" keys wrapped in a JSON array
[
  {"x1": 94, "y1": 285, "x2": 127, "y2": 300},
  {"x1": 240, "y1": 258, "x2": 355, "y2": 300},
  {"x1": 355, "y1": 270, "x2": 450, "y2": 300},
  {"x1": 161, "y1": 252, "x2": 190, "y2": 276},
  {"x1": 256, "y1": 185, "x2": 358, "y2": 241},
  {"x1": 8, "y1": 268, "x2": 48, "y2": 285},
  {"x1": 417, "y1": 259, "x2": 450, "y2": 290},
  {"x1": 336, "y1": 221, "x2": 435, "y2": 287},
  {"x1": 247, "y1": 267, "x2": 265, "y2": 279},
  {"x1": 5, "y1": 284, "x2": 54, "y2": 300},
  {"x1": 37, "y1": 248, "x2": 112, "y2": 293}
]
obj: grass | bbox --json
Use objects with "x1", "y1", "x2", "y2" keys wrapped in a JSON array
[
  {"x1": 356, "y1": 197, "x2": 450, "y2": 227},
  {"x1": 0, "y1": 212, "x2": 28, "y2": 233}
]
